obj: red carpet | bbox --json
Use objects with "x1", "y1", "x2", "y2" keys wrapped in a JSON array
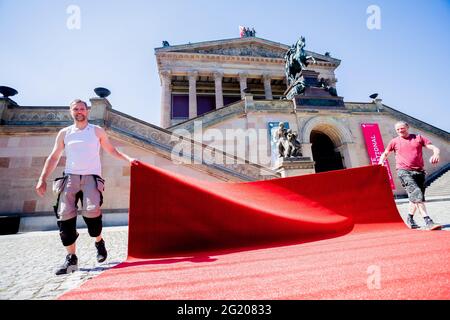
[{"x1": 59, "y1": 163, "x2": 450, "y2": 299}]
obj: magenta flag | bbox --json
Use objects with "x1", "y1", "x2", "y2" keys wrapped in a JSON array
[{"x1": 361, "y1": 123, "x2": 396, "y2": 190}]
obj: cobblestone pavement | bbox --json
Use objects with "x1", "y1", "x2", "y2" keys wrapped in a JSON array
[
  {"x1": 0, "y1": 199, "x2": 449, "y2": 300},
  {"x1": 0, "y1": 227, "x2": 128, "y2": 300}
]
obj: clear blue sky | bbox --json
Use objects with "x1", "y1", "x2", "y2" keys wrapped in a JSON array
[{"x1": 1, "y1": 0, "x2": 449, "y2": 132}]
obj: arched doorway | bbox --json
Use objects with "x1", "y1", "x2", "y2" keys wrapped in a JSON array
[{"x1": 310, "y1": 130, "x2": 344, "y2": 173}]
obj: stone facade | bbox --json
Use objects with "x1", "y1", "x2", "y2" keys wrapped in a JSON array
[
  {"x1": 0, "y1": 97, "x2": 278, "y2": 217},
  {"x1": 170, "y1": 98, "x2": 450, "y2": 197},
  {"x1": 1, "y1": 36, "x2": 449, "y2": 219},
  {"x1": 160, "y1": 36, "x2": 449, "y2": 197},
  {"x1": 155, "y1": 37, "x2": 339, "y2": 128}
]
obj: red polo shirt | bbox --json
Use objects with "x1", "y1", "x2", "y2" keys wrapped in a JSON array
[{"x1": 386, "y1": 134, "x2": 432, "y2": 171}]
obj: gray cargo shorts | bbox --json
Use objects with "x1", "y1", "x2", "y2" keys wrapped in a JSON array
[
  {"x1": 56, "y1": 174, "x2": 105, "y2": 221},
  {"x1": 397, "y1": 169, "x2": 426, "y2": 203}
]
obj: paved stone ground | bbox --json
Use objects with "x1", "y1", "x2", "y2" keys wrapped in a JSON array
[
  {"x1": 0, "y1": 199, "x2": 449, "y2": 300},
  {"x1": 0, "y1": 227, "x2": 128, "y2": 300}
]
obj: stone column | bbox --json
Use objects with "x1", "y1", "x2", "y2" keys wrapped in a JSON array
[
  {"x1": 160, "y1": 70, "x2": 172, "y2": 128},
  {"x1": 188, "y1": 71, "x2": 198, "y2": 119},
  {"x1": 214, "y1": 71, "x2": 224, "y2": 109},
  {"x1": 239, "y1": 72, "x2": 248, "y2": 99},
  {"x1": 262, "y1": 74, "x2": 273, "y2": 100}
]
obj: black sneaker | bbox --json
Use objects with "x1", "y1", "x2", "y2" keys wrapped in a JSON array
[
  {"x1": 407, "y1": 215, "x2": 420, "y2": 229},
  {"x1": 95, "y1": 239, "x2": 107, "y2": 263},
  {"x1": 55, "y1": 254, "x2": 78, "y2": 275},
  {"x1": 425, "y1": 219, "x2": 442, "y2": 231}
]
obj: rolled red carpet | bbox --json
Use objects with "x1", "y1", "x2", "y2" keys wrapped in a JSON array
[
  {"x1": 127, "y1": 162, "x2": 400, "y2": 258},
  {"x1": 59, "y1": 163, "x2": 450, "y2": 299}
]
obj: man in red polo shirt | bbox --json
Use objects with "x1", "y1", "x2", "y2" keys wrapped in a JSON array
[{"x1": 379, "y1": 121, "x2": 441, "y2": 230}]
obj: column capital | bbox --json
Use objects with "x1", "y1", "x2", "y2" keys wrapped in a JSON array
[
  {"x1": 213, "y1": 71, "x2": 223, "y2": 80},
  {"x1": 188, "y1": 70, "x2": 199, "y2": 80},
  {"x1": 160, "y1": 70, "x2": 172, "y2": 79},
  {"x1": 238, "y1": 72, "x2": 248, "y2": 79},
  {"x1": 262, "y1": 73, "x2": 272, "y2": 81}
]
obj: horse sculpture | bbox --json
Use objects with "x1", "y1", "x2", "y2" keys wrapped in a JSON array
[{"x1": 284, "y1": 37, "x2": 316, "y2": 85}]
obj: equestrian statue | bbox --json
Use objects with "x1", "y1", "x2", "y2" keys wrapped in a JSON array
[{"x1": 284, "y1": 37, "x2": 316, "y2": 86}]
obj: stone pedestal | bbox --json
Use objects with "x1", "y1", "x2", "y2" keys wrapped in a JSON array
[
  {"x1": 284, "y1": 70, "x2": 344, "y2": 108},
  {"x1": 244, "y1": 92, "x2": 254, "y2": 113},
  {"x1": 0, "y1": 98, "x2": 18, "y2": 123},
  {"x1": 275, "y1": 157, "x2": 315, "y2": 178},
  {"x1": 0, "y1": 99, "x2": 6, "y2": 122},
  {"x1": 89, "y1": 97, "x2": 112, "y2": 123}
]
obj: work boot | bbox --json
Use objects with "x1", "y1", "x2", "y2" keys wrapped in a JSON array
[
  {"x1": 95, "y1": 239, "x2": 107, "y2": 263},
  {"x1": 55, "y1": 254, "x2": 78, "y2": 275},
  {"x1": 425, "y1": 218, "x2": 441, "y2": 231},
  {"x1": 406, "y1": 215, "x2": 420, "y2": 229}
]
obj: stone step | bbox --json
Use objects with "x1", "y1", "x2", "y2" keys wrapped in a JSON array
[{"x1": 426, "y1": 170, "x2": 450, "y2": 198}]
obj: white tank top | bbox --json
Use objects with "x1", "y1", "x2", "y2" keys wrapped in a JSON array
[{"x1": 64, "y1": 124, "x2": 102, "y2": 176}]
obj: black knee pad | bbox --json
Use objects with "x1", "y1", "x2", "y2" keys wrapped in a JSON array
[
  {"x1": 83, "y1": 215, "x2": 103, "y2": 237},
  {"x1": 57, "y1": 217, "x2": 79, "y2": 246}
]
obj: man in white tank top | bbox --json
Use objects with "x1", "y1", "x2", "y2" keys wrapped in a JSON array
[{"x1": 35, "y1": 99, "x2": 135, "y2": 275}]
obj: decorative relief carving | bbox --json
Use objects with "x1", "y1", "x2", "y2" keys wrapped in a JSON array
[
  {"x1": 7, "y1": 109, "x2": 72, "y2": 122},
  {"x1": 191, "y1": 45, "x2": 285, "y2": 58}
]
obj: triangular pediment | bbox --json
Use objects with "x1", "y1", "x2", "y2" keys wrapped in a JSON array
[
  {"x1": 180, "y1": 42, "x2": 286, "y2": 58},
  {"x1": 156, "y1": 37, "x2": 340, "y2": 64},
  {"x1": 193, "y1": 44, "x2": 285, "y2": 58},
  {"x1": 158, "y1": 37, "x2": 286, "y2": 58}
]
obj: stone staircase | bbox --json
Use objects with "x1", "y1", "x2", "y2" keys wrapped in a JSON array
[
  {"x1": 107, "y1": 109, "x2": 279, "y2": 181},
  {"x1": 425, "y1": 165, "x2": 450, "y2": 198}
]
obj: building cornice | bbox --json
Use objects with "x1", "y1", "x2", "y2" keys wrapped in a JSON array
[
  {"x1": 156, "y1": 52, "x2": 337, "y2": 76},
  {"x1": 155, "y1": 37, "x2": 340, "y2": 72},
  {"x1": 155, "y1": 37, "x2": 340, "y2": 62},
  {"x1": 155, "y1": 37, "x2": 289, "y2": 52}
]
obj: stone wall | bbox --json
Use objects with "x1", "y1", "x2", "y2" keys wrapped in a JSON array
[
  {"x1": 1, "y1": 96, "x2": 448, "y2": 216},
  {"x1": 176, "y1": 98, "x2": 450, "y2": 197},
  {"x1": 0, "y1": 133, "x2": 229, "y2": 215},
  {"x1": 0, "y1": 97, "x2": 279, "y2": 216}
]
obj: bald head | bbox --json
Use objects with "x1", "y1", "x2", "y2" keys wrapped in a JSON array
[{"x1": 395, "y1": 121, "x2": 409, "y2": 138}]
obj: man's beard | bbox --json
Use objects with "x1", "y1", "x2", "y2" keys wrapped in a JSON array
[{"x1": 75, "y1": 114, "x2": 86, "y2": 122}]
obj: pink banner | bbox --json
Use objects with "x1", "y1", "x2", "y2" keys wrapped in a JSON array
[{"x1": 361, "y1": 123, "x2": 395, "y2": 190}]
